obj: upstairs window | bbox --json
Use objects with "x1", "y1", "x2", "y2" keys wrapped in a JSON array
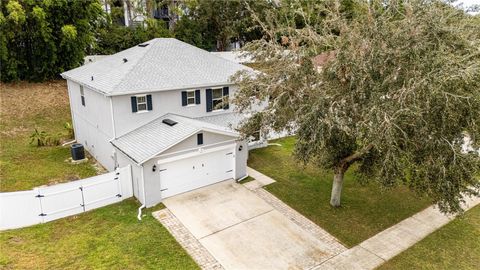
[
  {"x1": 206, "y1": 87, "x2": 229, "y2": 112},
  {"x1": 187, "y1": 91, "x2": 196, "y2": 105},
  {"x1": 212, "y1": 88, "x2": 223, "y2": 110},
  {"x1": 182, "y1": 90, "x2": 200, "y2": 106},
  {"x1": 80, "y1": 85, "x2": 85, "y2": 106},
  {"x1": 136, "y1": 95, "x2": 147, "y2": 112},
  {"x1": 131, "y1": 94, "x2": 153, "y2": 113}
]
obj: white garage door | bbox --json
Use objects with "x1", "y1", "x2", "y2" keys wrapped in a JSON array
[{"x1": 159, "y1": 146, "x2": 235, "y2": 198}]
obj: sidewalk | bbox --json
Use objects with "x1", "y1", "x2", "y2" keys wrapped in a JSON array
[
  {"x1": 242, "y1": 167, "x2": 276, "y2": 190},
  {"x1": 313, "y1": 195, "x2": 480, "y2": 270}
]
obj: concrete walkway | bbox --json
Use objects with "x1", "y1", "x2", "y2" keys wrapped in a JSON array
[
  {"x1": 242, "y1": 167, "x2": 276, "y2": 190},
  {"x1": 314, "y1": 195, "x2": 480, "y2": 270}
]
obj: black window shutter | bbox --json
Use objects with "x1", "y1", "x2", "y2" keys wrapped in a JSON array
[
  {"x1": 181, "y1": 91, "x2": 187, "y2": 106},
  {"x1": 206, "y1": 88, "x2": 212, "y2": 112},
  {"x1": 222, "y1": 87, "x2": 229, "y2": 110},
  {"x1": 131, "y1": 96, "x2": 138, "y2": 113},
  {"x1": 146, "y1": 94, "x2": 153, "y2": 111},
  {"x1": 197, "y1": 133, "x2": 203, "y2": 145},
  {"x1": 81, "y1": 96, "x2": 85, "y2": 106},
  {"x1": 195, "y1": 89, "x2": 201, "y2": 104}
]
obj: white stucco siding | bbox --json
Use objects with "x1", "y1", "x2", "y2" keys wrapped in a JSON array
[
  {"x1": 67, "y1": 80, "x2": 115, "y2": 170},
  {"x1": 111, "y1": 86, "x2": 239, "y2": 137},
  {"x1": 235, "y1": 140, "x2": 248, "y2": 179},
  {"x1": 142, "y1": 159, "x2": 161, "y2": 207}
]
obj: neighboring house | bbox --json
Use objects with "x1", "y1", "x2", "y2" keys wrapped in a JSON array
[
  {"x1": 61, "y1": 38, "x2": 257, "y2": 207},
  {"x1": 101, "y1": 0, "x2": 179, "y2": 29}
]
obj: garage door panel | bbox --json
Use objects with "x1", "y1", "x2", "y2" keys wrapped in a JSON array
[{"x1": 159, "y1": 147, "x2": 235, "y2": 198}]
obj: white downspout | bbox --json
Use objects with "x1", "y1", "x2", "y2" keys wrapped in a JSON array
[
  {"x1": 109, "y1": 97, "x2": 116, "y2": 138},
  {"x1": 137, "y1": 164, "x2": 146, "y2": 220},
  {"x1": 109, "y1": 97, "x2": 121, "y2": 170}
]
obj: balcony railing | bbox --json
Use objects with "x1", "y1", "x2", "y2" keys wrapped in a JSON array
[{"x1": 153, "y1": 8, "x2": 169, "y2": 19}]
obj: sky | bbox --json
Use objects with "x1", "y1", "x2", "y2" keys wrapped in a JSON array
[
  {"x1": 456, "y1": 0, "x2": 480, "y2": 5},
  {"x1": 454, "y1": 0, "x2": 480, "y2": 13}
]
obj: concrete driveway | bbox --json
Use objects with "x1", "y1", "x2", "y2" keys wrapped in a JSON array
[{"x1": 163, "y1": 180, "x2": 340, "y2": 270}]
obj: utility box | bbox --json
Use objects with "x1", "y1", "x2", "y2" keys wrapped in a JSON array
[{"x1": 71, "y1": 143, "x2": 85, "y2": 161}]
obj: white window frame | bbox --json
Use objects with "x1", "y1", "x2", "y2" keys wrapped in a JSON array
[
  {"x1": 211, "y1": 88, "x2": 227, "y2": 111},
  {"x1": 136, "y1": 95, "x2": 148, "y2": 112},
  {"x1": 186, "y1": 90, "x2": 196, "y2": 106}
]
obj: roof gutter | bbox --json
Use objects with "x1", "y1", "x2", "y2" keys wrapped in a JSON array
[
  {"x1": 60, "y1": 74, "x2": 110, "y2": 96},
  {"x1": 106, "y1": 82, "x2": 237, "y2": 97},
  {"x1": 110, "y1": 141, "x2": 141, "y2": 166},
  {"x1": 60, "y1": 74, "x2": 237, "y2": 97}
]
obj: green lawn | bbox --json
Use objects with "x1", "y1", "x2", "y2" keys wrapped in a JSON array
[
  {"x1": 378, "y1": 205, "x2": 480, "y2": 270},
  {"x1": 0, "y1": 199, "x2": 199, "y2": 270},
  {"x1": 0, "y1": 81, "x2": 98, "y2": 192},
  {"x1": 248, "y1": 137, "x2": 431, "y2": 247}
]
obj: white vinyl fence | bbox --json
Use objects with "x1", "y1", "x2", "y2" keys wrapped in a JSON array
[{"x1": 0, "y1": 165, "x2": 132, "y2": 230}]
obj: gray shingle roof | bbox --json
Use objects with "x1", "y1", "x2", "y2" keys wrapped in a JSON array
[
  {"x1": 196, "y1": 113, "x2": 247, "y2": 131},
  {"x1": 61, "y1": 38, "x2": 252, "y2": 96},
  {"x1": 111, "y1": 114, "x2": 238, "y2": 164}
]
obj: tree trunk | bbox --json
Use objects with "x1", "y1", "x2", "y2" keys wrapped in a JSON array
[
  {"x1": 329, "y1": 144, "x2": 373, "y2": 207},
  {"x1": 330, "y1": 168, "x2": 345, "y2": 207}
]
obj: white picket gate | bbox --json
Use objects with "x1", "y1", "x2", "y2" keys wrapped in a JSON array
[{"x1": 0, "y1": 165, "x2": 132, "y2": 230}]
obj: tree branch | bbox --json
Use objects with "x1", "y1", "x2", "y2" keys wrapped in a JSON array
[{"x1": 338, "y1": 144, "x2": 374, "y2": 171}]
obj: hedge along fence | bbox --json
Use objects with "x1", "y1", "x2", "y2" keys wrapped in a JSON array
[{"x1": 0, "y1": 165, "x2": 132, "y2": 230}]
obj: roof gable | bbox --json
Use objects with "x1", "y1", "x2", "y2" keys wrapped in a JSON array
[
  {"x1": 61, "y1": 38, "x2": 252, "y2": 95},
  {"x1": 111, "y1": 113, "x2": 238, "y2": 164}
]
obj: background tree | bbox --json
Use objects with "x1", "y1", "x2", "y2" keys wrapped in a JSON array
[
  {"x1": 91, "y1": 17, "x2": 171, "y2": 55},
  {"x1": 89, "y1": 0, "x2": 171, "y2": 55},
  {"x1": 0, "y1": 0, "x2": 103, "y2": 82},
  {"x1": 173, "y1": 0, "x2": 271, "y2": 51},
  {"x1": 233, "y1": 0, "x2": 480, "y2": 213}
]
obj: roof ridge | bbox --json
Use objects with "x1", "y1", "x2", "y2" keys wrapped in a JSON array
[
  {"x1": 156, "y1": 112, "x2": 237, "y2": 135},
  {"x1": 167, "y1": 112, "x2": 216, "y2": 122},
  {"x1": 112, "y1": 38, "x2": 159, "y2": 91},
  {"x1": 114, "y1": 111, "x2": 171, "y2": 139},
  {"x1": 175, "y1": 39, "x2": 253, "y2": 71}
]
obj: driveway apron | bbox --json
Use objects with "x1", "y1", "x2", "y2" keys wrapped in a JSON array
[{"x1": 163, "y1": 180, "x2": 342, "y2": 270}]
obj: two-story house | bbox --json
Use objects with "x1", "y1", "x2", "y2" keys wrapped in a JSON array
[{"x1": 61, "y1": 38, "x2": 254, "y2": 207}]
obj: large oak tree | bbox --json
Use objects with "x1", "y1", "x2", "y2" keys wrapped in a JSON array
[{"x1": 233, "y1": 0, "x2": 480, "y2": 213}]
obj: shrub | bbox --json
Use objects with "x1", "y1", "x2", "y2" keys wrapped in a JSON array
[
  {"x1": 29, "y1": 129, "x2": 61, "y2": 147},
  {"x1": 64, "y1": 122, "x2": 74, "y2": 139},
  {"x1": 29, "y1": 128, "x2": 48, "y2": 147}
]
